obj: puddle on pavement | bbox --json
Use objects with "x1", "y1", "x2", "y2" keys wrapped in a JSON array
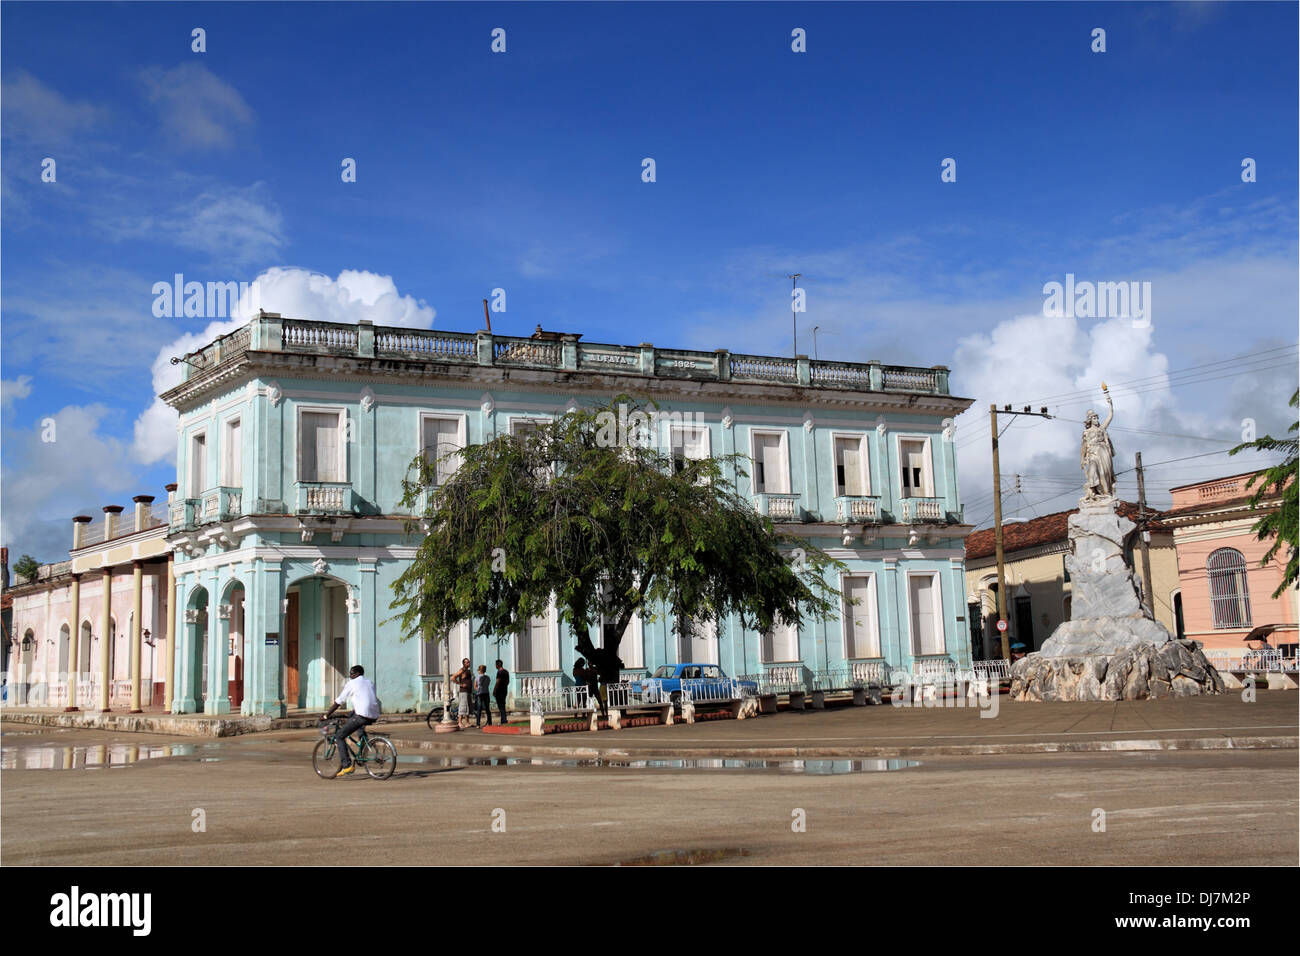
[
  {"x1": 1, "y1": 743, "x2": 207, "y2": 770},
  {"x1": 618, "y1": 848, "x2": 751, "y2": 865},
  {"x1": 397, "y1": 755, "x2": 918, "y2": 774}
]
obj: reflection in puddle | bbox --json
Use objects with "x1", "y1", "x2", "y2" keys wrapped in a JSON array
[
  {"x1": 1, "y1": 743, "x2": 198, "y2": 770},
  {"x1": 398, "y1": 755, "x2": 918, "y2": 774}
]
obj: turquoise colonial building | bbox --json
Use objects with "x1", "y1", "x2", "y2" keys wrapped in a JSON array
[{"x1": 161, "y1": 312, "x2": 975, "y2": 715}]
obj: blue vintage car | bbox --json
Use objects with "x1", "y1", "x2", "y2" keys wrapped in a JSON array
[{"x1": 630, "y1": 663, "x2": 758, "y2": 701}]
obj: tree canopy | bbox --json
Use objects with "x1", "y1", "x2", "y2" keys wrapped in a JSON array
[
  {"x1": 1229, "y1": 388, "x2": 1298, "y2": 599},
  {"x1": 389, "y1": 397, "x2": 844, "y2": 681}
]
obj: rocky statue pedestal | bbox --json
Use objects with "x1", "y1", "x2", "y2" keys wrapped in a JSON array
[{"x1": 1010, "y1": 496, "x2": 1224, "y2": 701}]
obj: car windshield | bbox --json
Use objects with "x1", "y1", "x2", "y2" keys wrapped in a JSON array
[{"x1": 653, "y1": 665, "x2": 677, "y2": 678}]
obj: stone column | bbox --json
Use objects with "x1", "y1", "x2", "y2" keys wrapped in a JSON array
[
  {"x1": 66, "y1": 574, "x2": 81, "y2": 712},
  {"x1": 249, "y1": 561, "x2": 286, "y2": 717},
  {"x1": 164, "y1": 557, "x2": 176, "y2": 712},
  {"x1": 98, "y1": 568, "x2": 113, "y2": 712},
  {"x1": 206, "y1": 571, "x2": 230, "y2": 714},
  {"x1": 129, "y1": 560, "x2": 144, "y2": 712}
]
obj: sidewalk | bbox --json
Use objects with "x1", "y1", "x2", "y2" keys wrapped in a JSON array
[
  {"x1": 369, "y1": 693, "x2": 1298, "y2": 758},
  {"x1": 0, "y1": 705, "x2": 427, "y2": 738},
  {"x1": 3, "y1": 693, "x2": 1295, "y2": 756}
]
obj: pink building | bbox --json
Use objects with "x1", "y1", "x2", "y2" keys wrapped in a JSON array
[{"x1": 1163, "y1": 472, "x2": 1297, "y2": 654}]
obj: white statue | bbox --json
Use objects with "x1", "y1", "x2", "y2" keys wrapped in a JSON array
[{"x1": 1081, "y1": 384, "x2": 1115, "y2": 500}]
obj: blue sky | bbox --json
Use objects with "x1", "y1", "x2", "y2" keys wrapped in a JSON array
[{"x1": 3, "y1": 1, "x2": 1297, "y2": 561}]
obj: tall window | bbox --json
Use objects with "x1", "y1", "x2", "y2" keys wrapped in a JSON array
[
  {"x1": 751, "y1": 431, "x2": 789, "y2": 494},
  {"x1": 843, "y1": 575, "x2": 881, "y2": 659},
  {"x1": 670, "y1": 425, "x2": 709, "y2": 474},
  {"x1": 899, "y1": 439, "x2": 931, "y2": 498},
  {"x1": 516, "y1": 605, "x2": 557, "y2": 672},
  {"x1": 833, "y1": 436, "x2": 868, "y2": 497},
  {"x1": 299, "y1": 411, "x2": 343, "y2": 482},
  {"x1": 761, "y1": 618, "x2": 800, "y2": 663},
  {"x1": 420, "y1": 416, "x2": 463, "y2": 485},
  {"x1": 677, "y1": 616, "x2": 717, "y2": 664},
  {"x1": 597, "y1": 610, "x2": 644, "y2": 669},
  {"x1": 223, "y1": 418, "x2": 242, "y2": 487},
  {"x1": 189, "y1": 433, "x2": 207, "y2": 497},
  {"x1": 908, "y1": 572, "x2": 945, "y2": 656},
  {"x1": 1207, "y1": 548, "x2": 1252, "y2": 628}
]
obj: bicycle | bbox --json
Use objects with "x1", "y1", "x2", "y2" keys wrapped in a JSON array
[
  {"x1": 314, "y1": 718, "x2": 397, "y2": 780},
  {"x1": 425, "y1": 698, "x2": 460, "y2": 731}
]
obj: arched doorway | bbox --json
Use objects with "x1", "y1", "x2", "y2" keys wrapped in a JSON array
[
  {"x1": 221, "y1": 581, "x2": 246, "y2": 710},
  {"x1": 79, "y1": 621, "x2": 92, "y2": 705},
  {"x1": 184, "y1": 587, "x2": 209, "y2": 712},
  {"x1": 286, "y1": 575, "x2": 352, "y2": 710}
]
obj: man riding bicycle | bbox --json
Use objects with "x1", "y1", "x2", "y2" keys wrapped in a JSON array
[{"x1": 322, "y1": 665, "x2": 380, "y2": 776}]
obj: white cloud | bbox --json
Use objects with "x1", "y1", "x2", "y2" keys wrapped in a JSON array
[
  {"x1": 1, "y1": 376, "x2": 34, "y2": 413},
  {"x1": 171, "y1": 185, "x2": 286, "y2": 264},
  {"x1": 139, "y1": 63, "x2": 253, "y2": 150},
  {"x1": 131, "y1": 268, "x2": 438, "y2": 465},
  {"x1": 0, "y1": 404, "x2": 138, "y2": 562},
  {"x1": 0, "y1": 70, "x2": 102, "y2": 142}
]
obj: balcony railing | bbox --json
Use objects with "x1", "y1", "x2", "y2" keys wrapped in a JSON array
[
  {"x1": 295, "y1": 482, "x2": 355, "y2": 514},
  {"x1": 169, "y1": 499, "x2": 199, "y2": 531},
  {"x1": 170, "y1": 316, "x2": 953, "y2": 398},
  {"x1": 753, "y1": 493, "x2": 801, "y2": 522},
  {"x1": 834, "y1": 495, "x2": 883, "y2": 524},
  {"x1": 898, "y1": 497, "x2": 946, "y2": 524},
  {"x1": 201, "y1": 487, "x2": 243, "y2": 523}
]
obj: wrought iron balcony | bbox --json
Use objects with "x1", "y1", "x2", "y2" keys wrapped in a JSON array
[
  {"x1": 753, "y1": 493, "x2": 802, "y2": 522},
  {"x1": 834, "y1": 495, "x2": 883, "y2": 524},
  {"x1": 295, "y1": 482, "x2": 355, "y2": 514}
]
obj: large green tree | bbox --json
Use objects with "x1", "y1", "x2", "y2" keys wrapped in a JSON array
[
  {"x1": 389, "y1": 398, "x2": 844, "y2": 682},
  {"x1": 1229, "y1": 388, "x2": 1298, "y2": 599}
]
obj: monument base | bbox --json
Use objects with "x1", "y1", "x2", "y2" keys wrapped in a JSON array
[{"x1": 1010, "y1": 639, "x2": 1225, "y2": 701}]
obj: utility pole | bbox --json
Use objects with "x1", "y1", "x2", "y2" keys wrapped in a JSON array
[
  {"x1": 988, "y1": 403, "x2": 1054, "y2": 660},
  {"x1": 1135, "y1": 451, "x2": 1155, "y2": 617},
  {"x1": 990, "y1": 405, "x2": 1009, "y2": 661}
]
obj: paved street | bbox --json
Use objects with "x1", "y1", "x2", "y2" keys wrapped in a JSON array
[{"x1": 4, "y1": 699, "x2": 1297, "y2": 866}]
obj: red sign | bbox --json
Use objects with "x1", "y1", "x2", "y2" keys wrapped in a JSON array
[{"x1": 996, "y1": 620, "x2": 1008, "y2": 632}]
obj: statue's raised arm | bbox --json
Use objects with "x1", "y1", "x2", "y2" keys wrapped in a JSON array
[{"x1": 1101, "y1": 382, "x2": 1114, "y2": 433}]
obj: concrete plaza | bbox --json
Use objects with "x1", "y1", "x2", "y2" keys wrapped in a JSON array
[{"x1": 3, "y1": 694, "x2": 1296, "y2": 866}]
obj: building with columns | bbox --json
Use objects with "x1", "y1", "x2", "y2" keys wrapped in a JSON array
[
  {"x1": 1161, "y1": 471, "x2": 1297, "y2": 654},
  {"x1": 158, "y1": 311, "x2": 975, "y2": 716},
  {"x1": 4, "y1": 495, "x2": 175, "y2": 711}
]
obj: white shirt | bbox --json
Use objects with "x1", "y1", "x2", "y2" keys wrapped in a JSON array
[{"x1": 335, "y1": 676, "x2": 380, "y2": 719}]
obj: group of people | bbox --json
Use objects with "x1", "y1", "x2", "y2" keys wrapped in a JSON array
[{"x1": 451, "y1": 658, "x2": 510, "y2": 729}]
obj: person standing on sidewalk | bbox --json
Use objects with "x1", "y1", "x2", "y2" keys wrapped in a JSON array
[
  {"x1": 474, "y1": 664, "x2": 492, "y2": 727},
  {"x1": 453, "y1": 658, "x2": 473, "y2": 730},
  {"x1": 493, "y1": 659, "x2": 510, "y2": 725}
]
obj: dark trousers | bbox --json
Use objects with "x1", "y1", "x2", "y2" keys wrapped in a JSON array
[
  {"x1": 494, "y1": 691, "x2": 507, "y2": 724},
  {"x1": 475, "y1": 692, "x2": 492, "y2": 725},
  {"x1": 336, "y1": 714, "x2": 375, "y2": 768}
]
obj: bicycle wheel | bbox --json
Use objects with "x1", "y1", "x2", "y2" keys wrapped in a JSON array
[
  {"x1": 312, "y1": 739, "x2": 340, "y2": 779},
  {"x1": 425, "y1": 705, "x2": 444, "y2": 731},
  {"x1": 362, "y1": 737, "x2": 397, "y2": 779}
]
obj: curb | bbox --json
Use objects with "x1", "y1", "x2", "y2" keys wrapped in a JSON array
[
  {"x1": 0, "y1": 711, "x2": 427, "y2": 738},
  {"x1": 389, "y1": 734, "x2": 1298, "y2": 760}
]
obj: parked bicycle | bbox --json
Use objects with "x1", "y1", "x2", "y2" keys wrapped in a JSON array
[{"x1": 314, "y1": 718, "x2": 397, "y2": 779}]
